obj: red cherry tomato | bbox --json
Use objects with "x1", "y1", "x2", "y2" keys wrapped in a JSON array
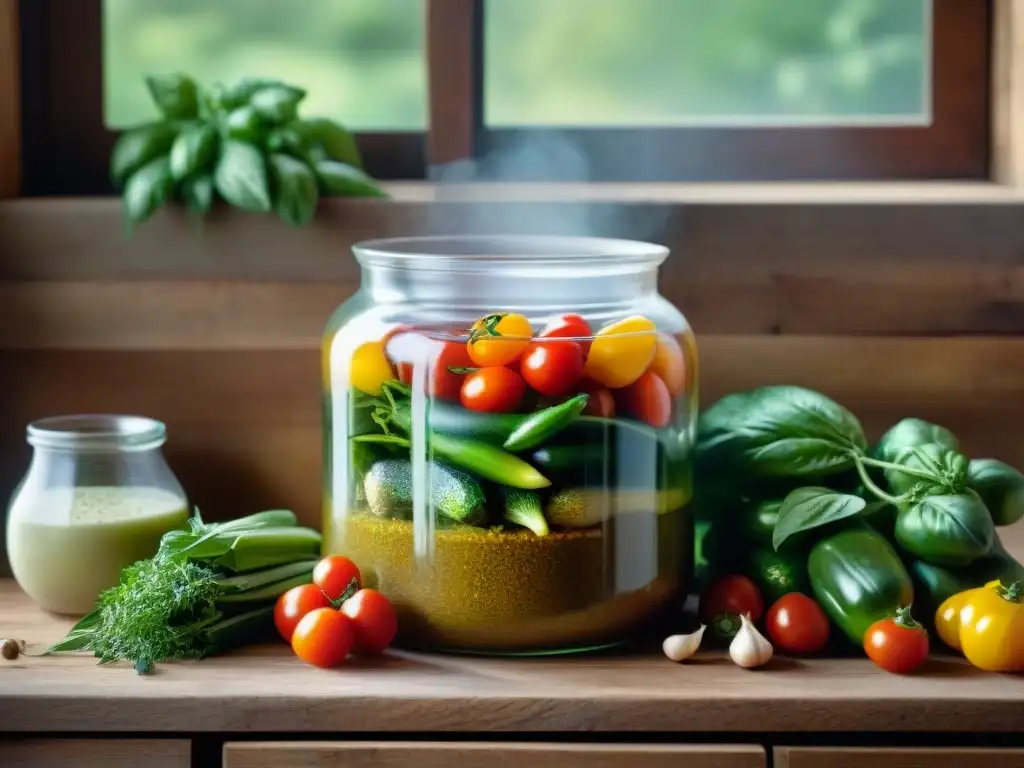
[
  {"x1": 519, "y1": 341, "x2": 584, "y2": 397},
  {"x1": 539, "y1": 313, "x2": 592, "y2": 356},
  {"x1": 700, "y1": 575, "x2": 764, "y2": 635},
  {"x1": 649, "y1": 333, "x2": 687, "y2": 397},
  {"x1": 618, "y1": 371, "x2": 672, "y2": 428},
  {"x1": 274, "y1": 584, "x2": 331, "y2": 643},
  {"x1": 578, "y1": 379, "x2": 615, "y2": 417},
  {"x1": 313, "y1": 555, "x2": 362, "y2": 602},
  {"x1": 291, "y1": 608, "x2": 355, "y2": 668},
  {"x1": 864, "y1": 607, "x2": 929, "y2": 675},
  {"x1": 461, "y1": 366, "x2": 525, "y2": 413},
  {"x1": 393, "y1": 338, "x2": 474, "y2": 401},
  {"x1": 341, "y1": 588, "x2": 398, "y2": 654},
  {"x1": 765, "y1": 593, "x2": 830, "y2": 655}
]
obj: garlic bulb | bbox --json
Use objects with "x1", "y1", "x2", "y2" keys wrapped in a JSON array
[
  {"x1": 729, "y1": 613, "x2": 773, "y2": 669},
  {"x1": 662, "y1": 625, "x2": 706, "y2": 662}
]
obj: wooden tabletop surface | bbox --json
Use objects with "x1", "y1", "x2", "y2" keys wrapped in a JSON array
[{"x1": 2, "y1": 579, "x2": 1023, "y2": 735}]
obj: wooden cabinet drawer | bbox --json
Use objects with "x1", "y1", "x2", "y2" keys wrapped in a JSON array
[
  {"x1": 0, "y1": 739, "x2": 190, "y2": 768},
  {"x1": 776, "y1": 747, "x2": 1024, "y2": 768},
  {"x1": 224, "y1": 742, "x2": 766, "y2": 768}
]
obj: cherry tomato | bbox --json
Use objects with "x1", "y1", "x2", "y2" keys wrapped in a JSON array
[
  {"x1": 765, "y1": 593, "x2": 830, "y2": 655},
  {"x1": 649, "y1": 333, "x2": 687, "y2": 397},
  {"x1": 461, "y1": 366, "x2": 525, "y2": 413},
  {"x1": 349, "y1": 340, "x2": 395, "y2": 396},
  {"x1": 274, "y1": 584, "x2": 331, "y2": 643},
  {"x1": 864, "y1": 607, "x2": 929, "y2": 675},
  {"x1": 520, "y1": 340, "x2": 584, "y2": 397},
  {"x1": 313, "y1": 555, "x2": 362, "y2": 602},
  {"x1": 700, "y1": 574, "x2": 764, "y2": 635},
  {"x1": 291, "y1": 608, "x2": 355, "y2": 668},
  {"x1": 618, "y1": 371, "x2": 672, "y2": 428},
  {"x1": 539, "y1": 313, "x2": 592, "y2": 356},
  {"x1": 578, "y1": 379, "x2": 615, "y2": 418},
  {"x1": 467, "y1": 313, "x2": 532, "y2": 367},
  {"x1": 341, "y1": 588, "x2": 398, "y2": 654}
]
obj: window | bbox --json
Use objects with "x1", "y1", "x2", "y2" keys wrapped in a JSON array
[{"x1": 16, "y1": 0, "x2": 991, "y2": 193}]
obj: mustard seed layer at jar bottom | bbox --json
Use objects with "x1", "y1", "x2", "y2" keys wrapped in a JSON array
[{"x1": 334, "y1": 509, "x2": 688, "y2": 651}]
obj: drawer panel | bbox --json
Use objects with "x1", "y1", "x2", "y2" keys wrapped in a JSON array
[
  {"x1": 224, "y1": 742, "x2": 766, "y2": 768},
  {"x1": 0, "y1": 739, "x2": 190, "y2": 768},
  {"x1": 776, "y1": 747, "x2": 1024, "y2": 768}
]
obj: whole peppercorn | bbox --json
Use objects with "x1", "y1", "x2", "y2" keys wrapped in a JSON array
[{"x1": 1, "y1": 638, "x2": 22, "y2": 660}]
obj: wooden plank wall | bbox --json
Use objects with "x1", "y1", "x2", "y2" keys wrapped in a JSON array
[{"x1": 5, "y1": 197, "x2": 1024, "y2": 555}]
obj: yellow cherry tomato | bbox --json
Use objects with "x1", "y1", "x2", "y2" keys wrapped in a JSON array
[
  {"x1": 958, "y1": 580, "x2": 1024, "y2": 673},
  {"x1": 935, "y1": 590, "x2": 972, "y2": 651},
  {"x1": 467, "y1": 313, "x2": 532, "y2": 367},
  {"x1": 350, "y1": 340, "x2": 395, "y2": 396},
  {"x1": 582, "y1": 315, "x2": 657, "y2": 389}
]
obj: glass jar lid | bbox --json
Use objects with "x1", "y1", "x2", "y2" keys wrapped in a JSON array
[{"x1": 26, "y1": 414, "x2": 167, "y2": 452}]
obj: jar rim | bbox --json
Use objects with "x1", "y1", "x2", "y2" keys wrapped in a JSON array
[
  {"x1": 26, "y1": 414, "x2": 167, "y2": 452},
  {"x1": 352, "y1": 235, "x2": 669, "y2": 273}
]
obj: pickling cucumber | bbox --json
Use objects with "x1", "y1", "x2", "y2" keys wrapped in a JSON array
[{"x1": 363, "y1": 458, "x2": 486, "y2": 525}]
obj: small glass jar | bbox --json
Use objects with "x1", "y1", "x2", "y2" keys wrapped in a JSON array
[
  {"x1": 6, "y1": 415, "x2": 189, "y2": 615},
  {"x1": 322, "y1": 236, "x2": 698, "y2": 654}
]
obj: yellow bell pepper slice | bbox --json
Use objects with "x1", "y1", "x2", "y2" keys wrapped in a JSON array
[
  {"x1": 583, "y1": 315, "x2": 657, "y2": 389},
  {"x1": 350, "y1": 340, "x2": 395, "y2": 396},
  {"x1": 949, "y1": 580, "x2": 1024, "y2": 672}
]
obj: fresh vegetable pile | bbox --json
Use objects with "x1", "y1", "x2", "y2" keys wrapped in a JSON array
[
  {"x1": 341, "y1": 312, "x2": 694, "y2": 535},
  {"x1": 694, "y1": 385, "x2": 1024, "y2": 674},
  {"x1": 48, "y1": 509, "x2": 322, "y2": 673},
  {"x1": 112, "y1": 73, "x2": 386, "y2": 229}
]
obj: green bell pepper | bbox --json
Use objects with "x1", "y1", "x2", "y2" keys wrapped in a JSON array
[
  {"x1": 907, "y1": 560, "x2": 966, "y2": 628},
  {"x1": 808, "y1": 524, "x2": 914, "y2": 644},
  {"x1": 743, "y1": 547, "x2": 810, "y2": 605}
]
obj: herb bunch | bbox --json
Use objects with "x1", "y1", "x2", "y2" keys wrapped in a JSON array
[{"x1": 112, "y1": 73, "x2": 388, "y2": 230}]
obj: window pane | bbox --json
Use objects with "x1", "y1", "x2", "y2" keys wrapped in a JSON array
[
  {"x1": 104, "y1": 0, "x2": 426, "y2": 130},
  {"x1": 485, "y1": 0, "x2": 929, "y2": 127}
]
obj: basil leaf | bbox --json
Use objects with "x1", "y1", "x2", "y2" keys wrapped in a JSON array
[
  {"x1": 896, "y1": 490, "x2": 995, "y2": 568},
  {"x1": 214, "y1": 140, "x2": 272, "y2": 213},
  {"x1": 251, "y1": 86, "x2": 305, "y2": 125},
  {"x1": 967, "y1": 458, "x2": 1024, "y2": 527},
  {"x1": 885, "y1": 443, "x2": 968, "y2": 496},
  {"x1": 696, "y1": 386, "x2": 867, "y2": 478},
  {"x1": 874, "y1": 418, "x2": 958, "y2": 463},
  {"x1": 110, "y1": 123, "x2": 179, "y2": 188},
  {"x1": 145, "y1": 74, "x2": 200, "y2": 120},
  {"x1": 268, "y1": 153, "x2": 318, "y2": 227},
  {"x1": 773, "y1": 487, "x2": 866, "y2": 550},
  {"x1": 292, "y1": 117, "x2": 363, "y2": 168},
  {"x1": 224, "y1": 106, "x2": 265, "y2": 143},
  {"x1": 183, "y1": 174, "x2": 215, "y2": 216},
  {"x1": 221, "y1": 77, "x2": 299, "y2": 110},
  {"x1": 315, "y1": 160, "x2": 388, "y2": 198},
  {"x1": 265, "y1": 128, "x2": 308, "y2": 160},
  {"x1": 169, "y1": 124, "x2": 218, "y2": 181},
  {"x1": 123, "y1": 156, "x2": 173, "y2": 226}
]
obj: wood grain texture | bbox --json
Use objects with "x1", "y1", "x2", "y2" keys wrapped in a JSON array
[
  {"x1": 0, "y1": 0, "x2": 19, "y2": 197},
  {"x1": 223, "y1": 743, "x2": 766, "y2": 768},
  {"x1": 2, "y1": 577, "x2": 1024, "y2": 735},
  {"x1": 0, "y1": 739, "x2": 190, "y2": 768},
  {"x1": 426, "y1": 0, "x2": 479, "y2": 169},
  {"x1": 12, "y1": 196, "x2": 1024, "y2": 334},
  {"x1": 993, "y1": 0, "x2": 1024, "y2": 185},
  {"x1": 776, "y1": 747, "x2": 1024, "y2": 768}
]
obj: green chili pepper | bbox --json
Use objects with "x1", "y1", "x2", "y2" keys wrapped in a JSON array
[
  {"x1": 431, "y1": 433, "x2": 550, "y2": 490},
  {"x1": 502, "y1": 394, "x2": 589, "y2": 452}
]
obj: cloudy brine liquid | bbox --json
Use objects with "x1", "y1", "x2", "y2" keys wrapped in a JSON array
[{"x1": 7, "y1": 485, "x2": 189, "y2": 615}]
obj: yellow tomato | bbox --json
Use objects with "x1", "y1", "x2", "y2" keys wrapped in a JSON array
[
  {"x1": 583, "y1": 315, "x2": 658, "y2": 389},
  {"x1": 467, "y1": 313, "x2": 532, "y2": 367},
  {"x1": 935, "y1": 590, "x2": 971, "y2": 652},
  {"x1": 350, "y1": 340, "x2": 395, "y2": 396},
  {"x1": 958, "y1": 580, "x2": 1024, "y2": 673}
]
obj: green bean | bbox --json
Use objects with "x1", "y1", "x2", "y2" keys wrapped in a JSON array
[
  {"x1": 431, "y1": 433, "x2": 550, "y2": 489},
  {"x1": 503, "y1": 394, "x2": 589, "y2": 452}
]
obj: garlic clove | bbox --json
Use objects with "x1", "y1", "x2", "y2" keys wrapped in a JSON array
[
  {"x1": 729, "y1": 613, "x2": 773, "y2": 669},
  {"x1": 662, "y1": 624, "x2": 706, "y2": 663}
]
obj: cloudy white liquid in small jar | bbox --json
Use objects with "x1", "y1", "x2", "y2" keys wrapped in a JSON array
[{"x1": 7, "y1": 486, "x2": 189, "y2": 615}]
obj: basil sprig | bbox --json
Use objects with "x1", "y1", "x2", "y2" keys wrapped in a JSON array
[{"x1": 110, "y1": 73, "x2": 388, "y2": 229}]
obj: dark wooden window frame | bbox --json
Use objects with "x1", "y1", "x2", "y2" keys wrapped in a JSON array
[{"x1": 18, "y1": 0, "x2": 993, "y2": 193}]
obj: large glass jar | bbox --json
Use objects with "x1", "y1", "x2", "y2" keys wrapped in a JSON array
[
  {"x1": 322, "y1": 236, "x2": 697, "y2": 653},
  {"x1": 6, "y1": 415, "x2": 189, "y2": 615}
]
